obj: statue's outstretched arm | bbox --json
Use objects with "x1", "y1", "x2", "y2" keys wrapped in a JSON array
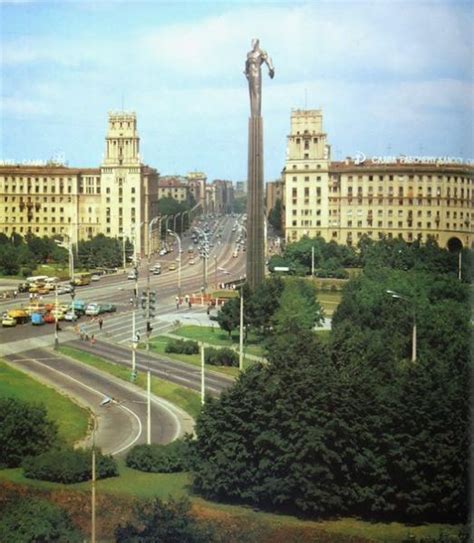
[{"x1": 262, "y1": 51, "x2": 275, "y2": 79}]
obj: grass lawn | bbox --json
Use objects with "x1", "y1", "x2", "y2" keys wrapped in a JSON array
[
  {"x1": 170, "y1": 324, "x2": 265, "y2": 357},
  {"x1": 0, "y1": 466, "x2": 461, "y2": 541},
  {"x1": 316, "y1": 290, "x2": 342, "y2": 316},
  {"x1": 0, "y1": 460, "x2": 190, "y2": 500},
  {"x1": 148, "y1": 336, "x2": 252, "y2": 378},
  {"x1": 0, "y1": 360, "x2": 90, "y2": 446},
  {"x1": 57, "y1": 346, "x2": 202, "y2": 419}
]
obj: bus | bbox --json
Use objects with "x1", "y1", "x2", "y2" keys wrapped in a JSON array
[
  {"x1": 26, "y1": 275, "x2": 50, "y2": 293},
  {"x1": 72, "y1": 272, "x2": 92, "y2": 286}
]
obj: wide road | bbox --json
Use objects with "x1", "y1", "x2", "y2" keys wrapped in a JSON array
[
  {"x1": 68, "y1": 337, "x2": 234, "y2": 398},
  {"x1": 5, "y1": 347, "x2": 194, "y2": 456},
  {"x1": 0, "y1": 214, "x2": 246, "y2": 347}
]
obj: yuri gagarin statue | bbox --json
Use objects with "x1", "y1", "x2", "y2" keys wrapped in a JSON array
[{"x1": 244, "y1": 39, "x2": 275, "y2": 117}]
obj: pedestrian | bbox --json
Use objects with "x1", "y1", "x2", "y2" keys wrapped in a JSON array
[
  {"x1": 98, "y1": 317, "x2": 103, "y2": 331},
  {"x1": 90, "y1": 334, "x2": 95, "y2": 344},
  {"x1": 188, "y1": 299, "x2": 192, "y2": 309},
  {"x1": 176, "y1": 296, "x2": 179, "y2": 310},
  {"x1": 206, "y1": 304, "x2": 211, "y2": 316},
  {"x1": 13, "y1": 290, "x2": 17, "y2": 298},
  {"x1": 29, "y1": 293, "x2": 33, "y2": 302}
]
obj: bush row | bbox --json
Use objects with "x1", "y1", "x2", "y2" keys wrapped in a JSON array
[
  {"x1": 125, "y1": 439, "x2": 190, "y2": 473},
  {"x1": 205, "y1": 346, "x2": 238, "y2": 366},
  {"x1": 22, "y1": 448, "x2": 118, "y2": 484},
  {"x1": 165, "y1": 339, "x2": 199, "y2": 355}
]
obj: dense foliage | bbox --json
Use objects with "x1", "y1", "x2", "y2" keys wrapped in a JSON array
[
  {"x1": 192, "y1": 242, "x2": 469, "y2": 523},
  {"x1": 0, "y1": 397, "x2": 58, "y2": 468},
  {"x1": 205, "y1": 346, "x2": 238, "y2": 366},
  {"x1": 0, "y1": 232, "x2": 68, "y2": 275},
  {"x1": 115, "y1": 498, "x2": 217, "y2": 543},
  {"x1": 126, "y1": 440, "x2": 190, "y2": 473},
  {"x1": 0, "y1": 497, "x2": 82, "y2": 542},
  {"x1": 157, "y1": 196, "x2": 194, "y2": 235},
  {"x1": 269, "y1": 235, "x2": 472, "y2": 282},
  {"x1": 76, "y1": 233, "x2": 132, "y2": 269},
  {"x1": 22, "y1": 448, "x2": 118, "y2": 483},
  {"x1": 165, "y1": 338, "x2": 200, "y2": 355},
  {"x1": 216, "y1": 276, "x2": 324, "y2": 340}
]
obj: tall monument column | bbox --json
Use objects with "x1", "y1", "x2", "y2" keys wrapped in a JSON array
[{"x1": 244, "y1": 39, "x2": 274, "y2": 290}]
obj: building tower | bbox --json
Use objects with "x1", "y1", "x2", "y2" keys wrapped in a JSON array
[
  {"x1": 100, "y1": 112, "x2": 145, "y2": 254},
  {"x1": 283, "y1": 109, "x2": 331, "y2": 243}
]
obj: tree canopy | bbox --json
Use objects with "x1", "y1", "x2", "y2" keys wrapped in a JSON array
[
  {"x1": 0, "y1": 397, "x2": 59, "y2": 468},
  {"x1": 192, "y1": 244, "x2": 469, "y2": 523}
]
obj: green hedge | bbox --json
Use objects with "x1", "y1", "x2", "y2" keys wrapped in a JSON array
[
  {"x1": 165, "y1": 339, "x2": 199, "y2": 355},
  {"x1": 22, "y1": 448, "x2": 118, "y2": 483},
  {"x1": 125, "y1": 439, "x2": 190, "y2": 473},
  {"x1": 204, "y1": 346, "x2": 238, "y2": 367}
]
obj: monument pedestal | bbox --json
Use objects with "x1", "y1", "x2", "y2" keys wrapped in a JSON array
[{"x1": 246, "y1": 116, "x2": 265, "y2": 290}]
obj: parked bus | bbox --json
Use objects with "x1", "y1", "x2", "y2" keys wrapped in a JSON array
[{"x1": 72, "y1": 272, "x2": 92, "y2": 286}]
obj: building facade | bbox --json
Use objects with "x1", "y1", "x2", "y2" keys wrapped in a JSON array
[
  {"x1": 265, "y1": 179, "x2": 283, "y2": 217},
  {"x1": 282, "y1": 109, "x2": 474, "y2": 249},
  {"x1": 157, "y1": 176, "x2": 190, "y2": 204},
  {"x1": 0, "y1": 111, "x2": 159, "y2": 254}
]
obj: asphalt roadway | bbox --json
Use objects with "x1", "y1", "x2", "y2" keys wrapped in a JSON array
[
  {"x1": 5, "y1": 346, "x2": 195, "y2": 456},
  {"x1": 0, "y1": 216, "x2": 243, "y2": 454}
]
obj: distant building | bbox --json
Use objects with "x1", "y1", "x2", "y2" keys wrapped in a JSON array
[
  {"x1": 235, "y1": 180, "x2": 247, "y2": 197},
  {"x1": 282, "y1": 109, "x2": 474, "y2": 249},
  {"x1": 157, "y1": 176, "x2": 190, "y2": 204},
  {"x1": 0, "y1": 111, "x2": 159, "y2": 254},
  {"x1": 212, "y1": 180, "x2": 235, "y2": 214},
  {"x1": 265, "y1": 179, "x2": 283, "y2": 218},
  {"x1": 187, "y1": 171, "x2": 207, "y2": 211}
]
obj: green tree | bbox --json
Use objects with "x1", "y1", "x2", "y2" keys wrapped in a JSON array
[
  {"x1": 216, "y1": 296, "x2": 240, "y2": 337},
  {"x1": 268, "y1": 198, "x2": 282, "y2": 233},
  {"x1": 0, "y1": 398, "x2": 58, "y2": 468},
  {"x1": 0, "y1": 244, "x2": 20, "y2": 275},
  {"x1": 0, "y1": 497, "x2": 82, "y2": 542}
]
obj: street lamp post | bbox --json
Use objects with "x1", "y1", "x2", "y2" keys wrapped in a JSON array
[
  {"x1": 386, "y1": 289, "x2": 417, "y2": 362},
  {"x1": 168, "y1": 229, "x2": 182, "y2": 298},
  {"x1": 181, "y1": 210, "x2": 189, "y2": 234},
  {"x1": 239, "y1": 289, "x2": 244, "y2": 371},
  {"x1": 182, "y1": 316, "x2": 206, "y2": 404},
  {"x1": 147, "y1": 217, "x2": 160, "y2": 351},
  {"x1": 194, "y1": 227, "x2": 208, "y2": 294}
]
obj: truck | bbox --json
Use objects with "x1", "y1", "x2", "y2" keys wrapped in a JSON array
[{"x1": 31, "y1": 312, "x2": 45, "y2": 325}]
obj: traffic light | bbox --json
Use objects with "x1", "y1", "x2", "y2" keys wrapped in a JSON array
[
  {"x1": 149, "y1": 291, "x2": 157, "y2": 317},
  {"x1": 146, "y1": 322, "x2": 153, "y2": 333},
  {"x1": 141, "y1": 292, "x2": 147, "y2": 310}
]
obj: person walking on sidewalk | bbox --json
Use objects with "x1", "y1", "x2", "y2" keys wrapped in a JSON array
[{"x1": 98, "y1": 317, "x2": 103, "y2": 331}]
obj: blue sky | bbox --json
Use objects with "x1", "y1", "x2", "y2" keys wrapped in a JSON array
[{"x1": 1, "y1": 0, "x2": 472, "y2": 181}]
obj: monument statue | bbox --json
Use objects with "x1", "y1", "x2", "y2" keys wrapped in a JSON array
[
  {"x1": 244, "y1": 38, "x2": 275, "y2": 118},
  {"x1": 244, "y1": 38, "x2": 274, "y2": 289}
]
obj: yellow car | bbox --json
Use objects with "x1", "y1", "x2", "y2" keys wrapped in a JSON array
[
  {"x1": 2, "y1": 316, "x2": 17, "y2": 327},
  {"x1": 168, "y1": 263, "x2": 177, "y2": 271},
  {"x1": 51, "y1": 309, "x2": 65, "y2": 320}
]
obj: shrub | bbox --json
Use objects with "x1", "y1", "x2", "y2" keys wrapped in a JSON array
[
  {"x1": 0, "y1": 497, "x2": 82, "y2": 542},
  {"x1": 205, "y1": 346, "x2": 238, "y2": 366},
  {"x1": 0, "y1": 397, "x2": 58, "y2": 468},
  {"x1": 22, "y1": 447, "x2": 118, "y2": 483},
  {"x1": 126, "y1": 439, "x2": 190, "y2": 473},
  {"x1": 165, "y1": 339, "x2": 199, "y2": 355}
]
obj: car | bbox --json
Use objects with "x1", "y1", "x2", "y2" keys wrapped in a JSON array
[
  {"x1": 188, "y1": 247, "x2": 194, "y2": 253},
  {"x1": 64, "y1": 311, "x2": 79, "y2": 321},
  {"x1": 159, "y1": 249, "x2": 167, "y2": 256},
  {"x1": 232, "y1": 251, "x2": 239, "y2": 258},
  {"x1": 188, "y1": 259, "x2": 195, "y2": 265},
  {"x1": 57, "y1": 285, "x2": 73, "y2": 295},
  {"x1": 168, "y1": 263, "x2": 177, "y2": 271},
  {"x1": 31, "y1": 312, "x2": 45, "y2": 325},
  {"x1": 43, "y1": 312, "x2": 56, "y2": 324},
  {"x1": 153, "y1": 268, "x2": 161, "y2": 275},
  {"x1": 91, "y1": 274, "x2": 101, "y2": 282},
  {"x1": 127, "y1": 271, "x2": 137, "y2": 280},
  {"x1": 100, "y1": 303, "x2": 116, "y2": 313},
  {"x1": 2, "y1": 316, "x2": 17, "y2": 327},
  {"x1": 85, "y1": 303, "x2": 101, "y2": 316},
  {"x1": 51, "y1": 309, "x2": 65, "y2": 320}
]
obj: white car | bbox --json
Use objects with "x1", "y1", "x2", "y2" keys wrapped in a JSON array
[
  {"x1": 159, "y1": 249, "x2": 167, "y2": 256},
  {"x1": 85, "y1": 303, "x2": 100, "y2": 316},
  {"x1": 91, "y1": 274, "x2": 101, "y2": 282},
  {"x1": 127, "y1": 271, "x2": 137, "y2": 280},
  {"x1": 64, "y1": 311, "x2": 79, "y2": 321}
]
